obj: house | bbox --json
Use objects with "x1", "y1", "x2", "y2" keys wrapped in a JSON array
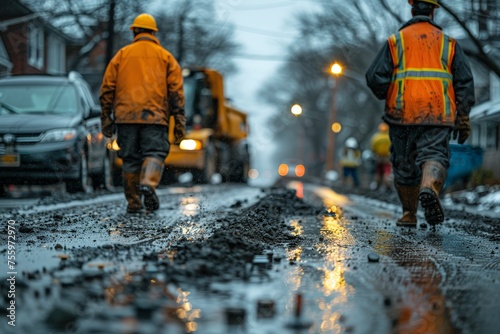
[
  {"x1": 0, "y1": 0, "x2": 79, "y2": 77},
  {"x1": 465, "y1": 43, "x2": 500, "y2": 180},
  {"x1": 469, "y1": 99, "x2": 500, "y2": 179},
  {"x1": 455, "y1": 2, "x2": 500, "y2": 181}
]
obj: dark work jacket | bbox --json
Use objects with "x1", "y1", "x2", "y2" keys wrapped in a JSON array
[{"x1": 365, "y1": 16, "x2": 475, "y2": 126}]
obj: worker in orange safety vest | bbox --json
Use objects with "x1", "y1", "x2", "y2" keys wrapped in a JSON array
[
  {"x1": 100, "y1": 13, "x2": 185, "y2": 214},
  {"x1": 365, "y1": 0, "x2": 475, "y2": 227}
]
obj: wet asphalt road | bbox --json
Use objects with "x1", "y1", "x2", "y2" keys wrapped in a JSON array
[{"x1": 0, "y1": 182, "x2": 499, "y2": 334}]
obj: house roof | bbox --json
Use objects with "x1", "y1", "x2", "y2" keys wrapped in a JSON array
[
  {"x1": 0, "y1": 0, "x2": 32, "y2": 19},
  {"x1": 0, "y1": 0, "x2": 82, "y2": 44},
  {"x1": 470, "y1": 99, "x2": 500, "y2": 122}
]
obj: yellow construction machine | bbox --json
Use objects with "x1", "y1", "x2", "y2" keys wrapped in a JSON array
[{"x1": 109, "y1": 67, "x2": 250, "y2": 184}]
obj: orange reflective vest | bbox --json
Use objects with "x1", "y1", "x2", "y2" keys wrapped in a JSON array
[{"x1": 386, "y1": 22, "x2": 456, "y2": 126}]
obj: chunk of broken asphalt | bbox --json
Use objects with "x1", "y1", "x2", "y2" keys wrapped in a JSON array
[{"x1": 367, "y1": 252, "x2": 380, "y2": 262}]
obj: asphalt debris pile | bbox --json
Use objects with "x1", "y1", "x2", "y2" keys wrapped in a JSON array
[
  {"x1": 166, "y1": 187, "x2": 323, "y2": 282},
  {"x1": 0, "y1": 188, "x2": 322, "y2": 333}
]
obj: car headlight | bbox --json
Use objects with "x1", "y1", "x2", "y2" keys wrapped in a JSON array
[
  {"x1": 40, "y1": 129, "x2": 77, "y2": 142},
  {"x1": 179, "y1": 139, "x2": 202, "y2": 151}
]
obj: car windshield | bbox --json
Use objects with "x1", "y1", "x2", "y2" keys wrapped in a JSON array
[{"x1": 0, "y1": 84, "x2": 78, "y2": 114}]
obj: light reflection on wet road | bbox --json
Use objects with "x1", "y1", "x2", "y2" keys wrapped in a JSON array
[{"x1": 1, "y1": 182, "x2": 499, "y2": 333}]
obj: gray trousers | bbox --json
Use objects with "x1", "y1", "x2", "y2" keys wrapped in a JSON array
[
  {"x1": 389, "y1": 125, "x2": 452, "y2": 186},
  {"x1": 116, "y1": 124, "x2": 170, "y2": 173}
]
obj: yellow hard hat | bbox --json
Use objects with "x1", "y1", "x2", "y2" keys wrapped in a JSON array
[
  {"x1": 130, "y1": 13, "x2": 158, "y2": 32},
  {"x1": 408, "y1": 0, "x2": 439, "y2": 8}
]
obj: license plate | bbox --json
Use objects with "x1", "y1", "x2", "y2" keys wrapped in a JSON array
[{"x1": 0, "y1": 154, "x2": 20, "y2": 167}]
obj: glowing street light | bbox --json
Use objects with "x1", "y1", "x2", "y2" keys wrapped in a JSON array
[
  {"x1": 331, "y1": 63, "x2": 343, "y2": 76},
  {"x1": 290, "y1": 104, "x2": 303, "y2": 117},
  {"x1": 331, "y1": 122, "x2": 342, "y2": 133}
]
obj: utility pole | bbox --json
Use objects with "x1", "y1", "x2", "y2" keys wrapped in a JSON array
[
  {"x1": 325, "y1": 63, "x2": 343, "y2": 172},
  {"x1": 325, "y1": 79, "x2": 339, "y2": 172},
  {"x1": 105, "y1": 0, "x2": 116, "y2": 66},
  {"x1": 177, "y1": 14, "x2": 185, "y2": 64}
]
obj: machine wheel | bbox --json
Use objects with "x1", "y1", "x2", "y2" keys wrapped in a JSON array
[
  {"x1": 66, "y1": 152, "x2": 92, "y2": 194},
  {"x1": 229, "y1": 159, "x2": 249, "y2": 183},
  {"x1": 229, "y1": 145, "x2": 250, "y2": 183},
  {"x1": 193, "y1": 141, "x2": 217, "y2": 184}
]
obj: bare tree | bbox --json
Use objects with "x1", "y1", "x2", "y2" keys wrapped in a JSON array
[
  {"x1": 261, "y1": 0, "x2": 500, "y2": 176},
  {"x1": 22, "y1": 0, "x2": 240, "y2": 72},
  {"x1": 155, "y1": 0, "x2": 240, "y2": 75}
]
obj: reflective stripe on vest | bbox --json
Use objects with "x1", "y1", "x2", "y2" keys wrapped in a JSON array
[{"x1": 388, "y1": 26, "x2": 456, "y2": 124}]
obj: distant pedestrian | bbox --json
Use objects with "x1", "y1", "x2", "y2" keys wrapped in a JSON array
[
  {"x1": 370, "y1": 123, "x2": 392, "y2": 193},
  {"x1": 100, "y1": 13, "x2": 186, "y2": 213},
  {"x1": 366, "y1": 0, "x2": 475, "y2": 227},
  {"x1": 339, "y1": 137, "x2": 362, "y2": 188}
]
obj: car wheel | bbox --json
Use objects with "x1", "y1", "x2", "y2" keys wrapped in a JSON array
[
  {"x1": 93, "y1": 153, "x2": 115, "y2": 191},
  {"x1": 66, "y1": 152, "x2": 92, "y2": 194}
]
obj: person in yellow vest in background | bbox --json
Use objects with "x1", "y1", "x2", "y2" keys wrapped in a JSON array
[
  {"x1": 339, "y1": 137, "x2": 362, "y2": 188},
  {"x1": 100, "y1": 14, "x2": 185, "y2": 214},
  {"x1": 366, "y1": 0, "x2": 475, "y2": 227},
  {"x1": 370, "y1": 123, "x2": 392, "y2": 193}
]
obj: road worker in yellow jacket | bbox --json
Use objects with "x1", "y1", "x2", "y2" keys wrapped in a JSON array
[
  {"x1": 100, "y1": 13, "x2": 185, "y2": 213},
  {"x1": 370, "y1": 123, "x2": 392, "y2": 192},
  {"x1": 366, "y1": 0, "x2": 475, "y2": 227}
]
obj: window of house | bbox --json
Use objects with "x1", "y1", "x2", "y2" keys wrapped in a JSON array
[
  {"x1": 471, "y1": 124, "x2": 480, "y2": 146},
  {"x1": 47, "y1": 34, "x2": 65, "y2": 74},
  {"x1": 28, "y1": 24, "x2": 44, "y2": 70},
  {"x1": 485, "y1": 123, "x2": 499, "y2": 150},
  {"x1": 0, "y1": 37, "x2": 12, "y2": 76}
]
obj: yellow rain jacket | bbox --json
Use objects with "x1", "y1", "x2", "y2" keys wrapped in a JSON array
[
  {"x1": 100, "y1": 33, "x2": 184, "y2": 126},
  {"x1": 370, "y1": 131, "x2": 391, "y2": 158}
]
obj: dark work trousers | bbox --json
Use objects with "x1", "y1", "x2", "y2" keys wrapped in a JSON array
[
  {"x1": 116, "y1": 124, "x2": 170, "y2": 173},
  {"x1": 389, "y1": 125, "x2": 452, "y2": 186}
]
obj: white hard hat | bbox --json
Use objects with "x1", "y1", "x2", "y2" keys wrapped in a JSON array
[{"x1": 345, "y1": 137, "x2": 358, "y2": 149}]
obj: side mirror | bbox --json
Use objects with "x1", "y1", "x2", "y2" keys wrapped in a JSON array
[{"x1": 88, "y1": 106, "x2": 101, "y2": 119}]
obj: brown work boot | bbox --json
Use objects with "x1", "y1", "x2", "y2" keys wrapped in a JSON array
[
  {"x1": 140, "y1": 157, "x2": 164, "y2": 211},
  {"x1": 394, "y1": 183, "x2": 419, "y2": 227},
  {"x1": 123, "y1": 171, "x2": 143, "y2": 214},
  {"x1": 419, "y1": 161, "x2": 446, "y2": 225}
]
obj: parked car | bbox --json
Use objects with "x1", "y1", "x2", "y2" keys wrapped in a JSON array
[{"x1": 0, "y1": 72, "x2": 113, "y2": 196}]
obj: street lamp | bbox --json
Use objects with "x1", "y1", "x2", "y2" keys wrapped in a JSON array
[
  {"x1": 290, "y1": 104, "x2": 303, "y2": 117},
  {"x1": 325, "y1": 62, "x2": 343, "y2": 172}
]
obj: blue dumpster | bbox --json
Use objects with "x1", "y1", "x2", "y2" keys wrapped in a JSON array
[{"x1": 445, "y1": 144, "x2": 484, "y2": 189}]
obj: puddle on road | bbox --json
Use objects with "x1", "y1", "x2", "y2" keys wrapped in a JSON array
[{"x1": 372, "y1": 230, "x2": 455, "y2": 333}]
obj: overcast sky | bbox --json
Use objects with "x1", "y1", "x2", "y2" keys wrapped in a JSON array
[
  {"x1": 213, "y1": 1, "x2": 314, "y2": 108},
  {"x1": 211, "y1": 0, "x2": 320, "y2": 183}
]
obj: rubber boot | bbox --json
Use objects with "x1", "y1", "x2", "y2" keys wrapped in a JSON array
[
  {"x1": 394, "y1": 184, "x2": 419, "y2": 227},
  {"x1": 140, "y1": 157, "x2": 164, "y2": 211},
  {"x1": 123, "y1": 171, "x2": 142, "y2": 214},
  {"x1": 419, "y1": 161, "x2": 446, "y2": 225}
]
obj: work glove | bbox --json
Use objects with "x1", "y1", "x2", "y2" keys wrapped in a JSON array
[
  {"x1": 452, "y1": 115, "x2": 470, "y2": 145},
  {"x1": 101, "y1": 116, "x2": 115, "y2": 138},
  {"x1": 173, "y1": 117, "x2": 185, "y2": 145}
]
